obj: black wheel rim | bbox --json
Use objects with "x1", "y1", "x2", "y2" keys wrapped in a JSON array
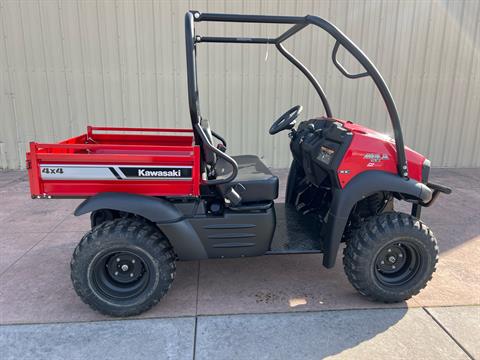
[
  {"x1": 374, "y1": 240, "x2": 422, "y2": 287},
  {"x1": 90, "y1": 248, "x2": 152, "y2": 301}
]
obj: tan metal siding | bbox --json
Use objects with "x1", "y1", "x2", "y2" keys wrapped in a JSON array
[{"x1": 0, "y1": 0, "x2": 479, "y2": 169}]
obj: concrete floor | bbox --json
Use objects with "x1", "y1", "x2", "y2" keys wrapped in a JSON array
[{"x1": 0, "y1": 168, "x2": 479, "y2": 359}]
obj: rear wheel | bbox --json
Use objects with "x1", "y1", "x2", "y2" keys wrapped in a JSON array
[
  {"x1": 343, "y1": 212, "x2": 438, "y2": 302},
  {"x1": 71, "y1": 218, "x2": 175, "y2": 317}
]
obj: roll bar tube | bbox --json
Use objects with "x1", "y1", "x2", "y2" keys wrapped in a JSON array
[
  {"x1": 305, "y1": 15, "x2": 408, "y2": 177},
  {"x1": 185, "y1": 12, "x2": 239, "y2": 185},
  {"x1": 276, "y1": 43, "x2": 332, "y2": 117},
  {"x1": 186, "y1": 11, "x2": 409, "y2": 179}
]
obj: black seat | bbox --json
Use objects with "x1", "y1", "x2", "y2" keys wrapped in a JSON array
[{"x1": 215, "y1": 155, "x2": 279, "y2": 203}]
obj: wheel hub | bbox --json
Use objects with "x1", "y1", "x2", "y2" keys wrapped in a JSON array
[
  {"x1": 90, "y1": 248, "x2": 153, "y2": 301},
  {"x1": 374, "y1": 240, "x2": 422, "y2": 287},
  {"x1": 376, "y1": 244, "x2": 408, "y2": 274},
  {"x1": 106, "y1": 252, "x2": 144, "y2": 284}
]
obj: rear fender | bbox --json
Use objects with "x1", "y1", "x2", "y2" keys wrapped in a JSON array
[
  {"x1": 322, "y1": 171, "x2": 433, "y2": 268},
  {"x1": 74, "y1": 192, "x2": 208, "y2": 260}
]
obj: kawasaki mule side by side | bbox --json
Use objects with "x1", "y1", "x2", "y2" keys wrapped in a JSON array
[{"x1": 26, "y1": 11, "x2": 451, "y2": 316}]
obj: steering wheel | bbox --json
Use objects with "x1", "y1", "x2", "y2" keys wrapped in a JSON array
[{"x1": 269, "y1": 105, "x2": 303, "y2": 135}]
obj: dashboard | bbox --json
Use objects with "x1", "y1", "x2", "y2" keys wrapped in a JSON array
[{"x1": 290, "y1": 118, "x2": 352, "y2": 188}]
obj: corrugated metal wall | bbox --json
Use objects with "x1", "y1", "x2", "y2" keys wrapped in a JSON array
[{"x1": 1, "y1": 0, "x2": 479, "y2": 169}]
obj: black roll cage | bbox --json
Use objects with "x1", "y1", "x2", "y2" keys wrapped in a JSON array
[{"x1": 185, "y1": 11, "x2": 409, "y2": 182}]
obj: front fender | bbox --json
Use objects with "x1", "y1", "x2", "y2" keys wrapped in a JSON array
[
  {"x1": 322, "y1": 171, "x2": 433, "y2": 268},
  {"x1": 74, "y1": 192, "x2": 208, "y2": 260}
]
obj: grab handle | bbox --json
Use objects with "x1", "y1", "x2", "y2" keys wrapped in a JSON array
[{"x1": 332, "y1": 41, "x2": 368, "y2": 79}]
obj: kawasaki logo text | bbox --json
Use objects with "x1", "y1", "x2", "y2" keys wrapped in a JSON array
[{"x1": 137, "y1": 169, "x2": 182, "y2": 177}]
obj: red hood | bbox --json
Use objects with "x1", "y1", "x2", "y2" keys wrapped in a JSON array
[{"x1": 333, "y1": 119, "x2": 427, "y2": 187}]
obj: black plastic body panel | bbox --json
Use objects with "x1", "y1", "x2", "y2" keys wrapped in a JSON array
[
  {"x1": 188, "y1": 205, "x2": 276, "y2": 258},
  {"x1": 74, "y1": 193, "x2": 276, "y2": 260},
  {"x1": 160, "y1": 220, "x2": 209, "y2": 260}
]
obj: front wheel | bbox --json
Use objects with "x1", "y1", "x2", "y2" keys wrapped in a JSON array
[
  {"x1": 71, "y1": 218, "x2": 175, "y2": 317},
  {"x1": 343, "y1": 212, "x2": 438, "y2": 302}
]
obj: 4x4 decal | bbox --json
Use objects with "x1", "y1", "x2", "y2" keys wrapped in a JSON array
[{"x1": 41, "y1": 167, "x2": 64, "y2": 175}]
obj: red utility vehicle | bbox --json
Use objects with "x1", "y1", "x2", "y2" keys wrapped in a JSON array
[{"x1": 27, "y1": 11, "x2": 451, "y2": 317}]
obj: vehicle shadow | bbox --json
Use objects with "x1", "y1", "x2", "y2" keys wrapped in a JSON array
[
  {"x1": 269, "y1": 306, "x2": 409, "y2": 359},
  {"x1": 196, "y1": 254, "x2": 410, "y2": 359}
]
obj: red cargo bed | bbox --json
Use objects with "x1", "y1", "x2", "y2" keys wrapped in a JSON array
[{"x1": 26, "y1": 126, "x2": 201, "y2": 198}]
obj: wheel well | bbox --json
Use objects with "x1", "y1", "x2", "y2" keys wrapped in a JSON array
[
  {"x1": 344, "y1": 192, "x2": 394, "y2": 240},
  {"x1": 78, "y1": 193, "x2": 208, "y2": 261},
  {"x1": 90, "y1": 209, "x2": 155, "y2": 228},
  {"x1": 351, "y1": 192, "x2": 393, "y2": 218}
]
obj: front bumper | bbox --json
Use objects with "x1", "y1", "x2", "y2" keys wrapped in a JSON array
[
  {"x1": 421, "y1": 182, "x2": 452, "y2": 207},
  {"x1": 411, "y1": 159, "x2": 452, "y2": 217}
]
